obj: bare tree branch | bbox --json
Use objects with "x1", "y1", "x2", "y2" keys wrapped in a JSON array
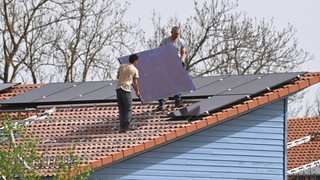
[{"x1": 145, "y1": 0, "x2": 313, "y2": 77}]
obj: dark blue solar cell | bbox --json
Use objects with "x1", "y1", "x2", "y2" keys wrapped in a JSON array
[{"x1": 118, "y1": 44, "x2": 196, "y2": 104}]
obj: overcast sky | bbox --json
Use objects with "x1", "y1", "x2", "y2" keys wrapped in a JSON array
[{"x1": 237, "y1": 0, "x2": 319, "y2": 72}]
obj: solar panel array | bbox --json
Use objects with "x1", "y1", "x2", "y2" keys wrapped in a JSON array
[
  {"x1": 118, "y1": 44, "x2": 196, "y2": 104},
  {"x1": 187, "y1": 73, "x2": 304, "y2": 97},
  {"x1": 169, "y1": 72, "x2": 306, "y2": 117},
  {"x1": 0, "y1": 81, "x2": 117, "y2": 105},
  {"x1": 0, "y1": 44, "x2": 196, "y2": 106},
  {"x1": 0, "y1": 71, "x2": 306, "y2": 117}
]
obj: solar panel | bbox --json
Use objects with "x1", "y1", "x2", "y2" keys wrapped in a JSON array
[
  {"x1": 0, "y1": 83, "x2": 19, "y2": 93},
  {"x1": 168, "y1": 94, "x2": 248, "y2": 117},
  {"x1": 34, "y1": 81, "x2": 116, "y2": 103},
  {"x1": 72, "y1": 81, "x2": 116, "y2": 101},
  {"x1": 185, "y1": 72, "x2": 305, "y2": 97},
  {"x1": 184, "y1": 74, "x2": 263, "y2": 97},
  {"x1": 191, "y1": 76, "x2": 229, "y2": 90},
  {"x1": 221, "y1": 72, "x2": 304, "y2": 95},
  {"x1": 118, "y1": 44, "x2": 196, "y2": 104}
]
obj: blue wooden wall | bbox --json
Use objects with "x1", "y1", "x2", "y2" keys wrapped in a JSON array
[{"x1": 90, "y1": 99, "x2": 287, "y2": 180}]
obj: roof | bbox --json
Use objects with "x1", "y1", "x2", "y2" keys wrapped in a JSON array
[
  {"x1": 288, "y1": 115, "x2": 320, "y2": 175},
  {"x1": 0, "y1": 72, "x2": 319, "y2": 177}
]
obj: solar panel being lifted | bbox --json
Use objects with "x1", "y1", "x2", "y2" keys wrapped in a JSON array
[{"x1": 118, "y1": 44, "x2": 196, "y2": 104}]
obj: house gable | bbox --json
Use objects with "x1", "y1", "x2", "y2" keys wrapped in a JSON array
[{"x1": 90, "y1": 99, "x2": 287, "y2": 179}]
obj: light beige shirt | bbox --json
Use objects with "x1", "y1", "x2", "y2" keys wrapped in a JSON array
[{"x1": 116, "y1": 64, "x2": 139, "y2": 92}]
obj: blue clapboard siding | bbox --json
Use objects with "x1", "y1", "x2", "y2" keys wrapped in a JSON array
[{"x1": 90, "y1": 99, "x2": 287, "y2": 180}]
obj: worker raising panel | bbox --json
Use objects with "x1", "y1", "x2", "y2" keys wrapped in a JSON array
[{"x1": 118, "y1": 44, "x2": 196, "y2": 104}]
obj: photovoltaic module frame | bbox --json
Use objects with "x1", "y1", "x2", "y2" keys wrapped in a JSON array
[{"x1": 118, "y1": 44, "x2": 196, "y2": 104}]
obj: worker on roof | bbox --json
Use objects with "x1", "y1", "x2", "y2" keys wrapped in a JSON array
[
  {"x1": 157, "y1": 26, "x2": 187, "y2": 111},
  {"x1": 116, "y1": 54, "x2": 140, "y2": 133}
]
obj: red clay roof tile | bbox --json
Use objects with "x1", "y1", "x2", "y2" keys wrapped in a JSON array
[{"x1": 288, "y1": 116, "x2": 320, "y2": 171}]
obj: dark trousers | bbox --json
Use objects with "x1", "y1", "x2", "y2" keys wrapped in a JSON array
[{"x1": 116, "y1": 88, "x2": 132, "y2": 129}]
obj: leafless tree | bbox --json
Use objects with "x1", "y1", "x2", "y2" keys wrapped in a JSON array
[
  {"x1": 0, "y1": 0, "x2": 62, "y2": 83},
  {"x1": 288, "y1": 90, "x2": 307, "y2": 118},
  {"x1": 146, "y1": 0, "x2": 312, "y2": 77},
  {"x1": 1, "y1": 0, "x2": 314, "y2": 85},
  {"x1": 48, "y1": 0, "x2": 143, "y2": 82},
  {"x1": 297, "y1": 86, "x2": 320, "y2": 117},
  {"x1": 0, "y1": 0, "x2": 143, "y2": 83}
]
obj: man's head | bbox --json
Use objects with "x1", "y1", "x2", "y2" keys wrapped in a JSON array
[
  {"x1": 171, "y1": 26, "x2": 181, "y2": 40},
  {"x1": 129, "y1": 54, "x2": 139, "y2": 64}
]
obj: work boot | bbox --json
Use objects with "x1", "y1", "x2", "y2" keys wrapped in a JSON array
[
  {"x1": 156, "y1": 99, "x2": 165, "y2": 111},
  {"x1": 156, "y1": 104, "x2": 164, "y2": 111},
  {"x1": 174, "y1": 95, "x2": 182, "y2": 107}
]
